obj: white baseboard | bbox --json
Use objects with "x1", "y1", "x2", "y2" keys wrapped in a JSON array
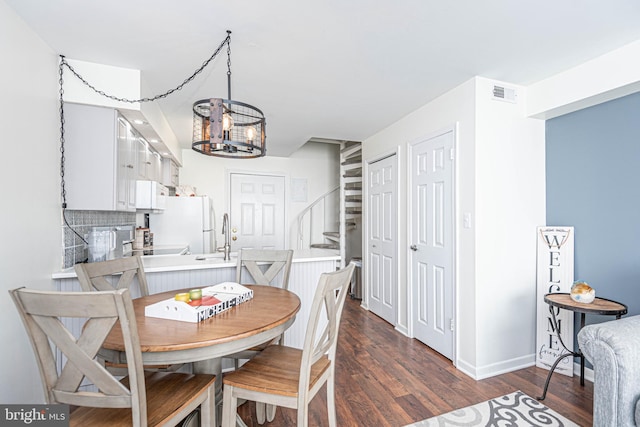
[
  {"x1": 575, "y1": 361, "x2": 594, "y2": 383},
  {"x1": 455, "y1": 355, "x2": 594, "y2": 384},
  {"x1": 455, "y1": 354, "x2": 536, "y2": 380}
]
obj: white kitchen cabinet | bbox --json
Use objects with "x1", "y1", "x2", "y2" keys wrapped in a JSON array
[
  {"x1": 149, "y1": 150, "x2": 162, "y2": 182},
  {"x1": 162, "y1": 157, "x2": 180, "y2": 188},
  {"x1": 136, "y1": 134, "x2": 163, "y2": 182},
  {"x1": 136, "y1": 135, "x2": 150, "y2": 181},
  {"x1": 64, "y1": 103, "x2": 137, "y2": 211}
]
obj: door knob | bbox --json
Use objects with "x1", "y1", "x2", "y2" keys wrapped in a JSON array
[{"x1": 410, "y1": 245, "x2": 418, "y2": 251}]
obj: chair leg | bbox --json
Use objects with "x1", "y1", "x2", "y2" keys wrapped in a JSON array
[
  {"x1": 200, "y1": 386, "x2": 215, "y2": 427},
  {"x1": 266, "y1": 404, "x2": 277, "y2": 422},
  {"x1": 221, "y1": 384, "x2": 239, "y2": 427},
  {"x1": 327, "y1": 374, "x2": 337, "y2": 427},
  {"x1": 256, "y1": 402, "x2": 266, "y2": 424},
  {"x1": 297, "y1": 404, "x2": 309, "y2": 427}
]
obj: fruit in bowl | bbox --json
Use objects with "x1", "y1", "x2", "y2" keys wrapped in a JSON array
[
  {"x1": 570, "y1": 281, "x2": 595, "y2": 303},
  {"x1": 189, "y1": 289, "x2": 202, "y2": 301},
  {"x1": 174, "y1": 292, "x2": 191, "y2": 303}
]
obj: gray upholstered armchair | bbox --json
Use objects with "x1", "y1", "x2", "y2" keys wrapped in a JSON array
[{"x1": 577, "y1": 315, "x2": 640, "y2": 427}]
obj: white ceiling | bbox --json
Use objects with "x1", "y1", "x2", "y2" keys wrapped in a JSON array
[{"x1": 6, "y1": 0, "x2": 640, "y2": 156}]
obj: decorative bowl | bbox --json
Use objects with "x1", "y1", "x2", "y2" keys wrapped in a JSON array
[{"x1": 570, "y1": 281, "x2": 595, "y2": 304}]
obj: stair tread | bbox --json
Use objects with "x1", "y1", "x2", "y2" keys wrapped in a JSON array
[
  {"x1": 341, "y1": 142, "x2": 362, "y2": 155},
  {"x1": 310, "y1": 243, "x2": 340, "y2": 249},
  {"x1": 344, "y1": 182, "x2": 362, "y2": 190},
  {"x1": 341, "y1": 156, "x2": 362, "y2": 166},
  {"x1": 343, "y1": 169, "x2": 362, "y2": 178},
  {"x1": 323, "y1": 231, "x2": 340, "y2": 237}
]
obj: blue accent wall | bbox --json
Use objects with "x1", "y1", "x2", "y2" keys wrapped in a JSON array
[{"x1": 546, "y1": 91, "x2": 640, "y2": 322}]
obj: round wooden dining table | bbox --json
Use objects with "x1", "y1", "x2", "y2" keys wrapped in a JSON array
[{"x1": 102, "y1": 285, "x2": 300, "y2": 425}]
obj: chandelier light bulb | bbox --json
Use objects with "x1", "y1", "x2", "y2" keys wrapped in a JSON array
[
  {"x1": 222, "y1": 113, "x2": 234, "y2": 131},
  {"x1": 245, "y1": 126, "x2": 256, "y2": 142}
]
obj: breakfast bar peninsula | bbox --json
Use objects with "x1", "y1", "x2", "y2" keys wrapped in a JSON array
[{"x1": 52, "y1": 248, "x2": 340, "y2": 349}]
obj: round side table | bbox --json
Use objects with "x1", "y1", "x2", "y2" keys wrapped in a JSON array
[{"x1": 537, "y1": 292, "x2": 627, "y2": 400}]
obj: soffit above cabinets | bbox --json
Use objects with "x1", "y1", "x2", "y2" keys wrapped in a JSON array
[{"x1": 119, "y1": 109, "x2": 180, "y2": 166}]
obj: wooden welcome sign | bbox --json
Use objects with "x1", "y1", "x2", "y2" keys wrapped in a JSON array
[{"x1": 535, "y1": 226, "x2": 574, "y2": 376}]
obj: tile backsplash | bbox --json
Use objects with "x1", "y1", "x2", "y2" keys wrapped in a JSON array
[{"x1": 61, "y1": 210, "x2": 136, "y2": 268}]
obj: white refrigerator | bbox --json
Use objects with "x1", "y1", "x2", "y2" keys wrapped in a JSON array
[{"x1": 149, "y1": 196, "x2": 217, "y2": 254}]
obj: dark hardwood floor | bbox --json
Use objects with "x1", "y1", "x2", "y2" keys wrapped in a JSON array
[{"x1": 235, "y1": 297, "x2": 593, "y2": 426}]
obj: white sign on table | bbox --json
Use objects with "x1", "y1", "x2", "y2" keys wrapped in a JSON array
[
  {"x1": 145, "y1": 282, "x2": 253, "y2": 323},
  {"x1": 535, "y1": 226, "x2": 574, "y2": 377}
]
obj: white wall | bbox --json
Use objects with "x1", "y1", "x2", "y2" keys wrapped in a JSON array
[
  {"x1": 473, "y1": 77, "x2": 546, "y2": 377},
  {"x1": 363, "y1": 76, "x2": 547, "y2": 379},
  {"x1": 179, "y1": 141, "x2": 340, "y2": 250},
  {"x1": 0, "y1": 0, "x2": 61, "y2": 403},
  {"x1": 63, "y1": 58, "x2": 141, "y2": 110}
]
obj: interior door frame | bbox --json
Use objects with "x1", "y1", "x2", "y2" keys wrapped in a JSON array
[
  {"x1": 362, "y1": 148, "x2": 401, "y2": 327},
  {"x1": 226, "y1": 169, "x2": 290, "y2": 250},
  {"x1": 406, "y1": 124, "x2": 458, "y2": 363}
]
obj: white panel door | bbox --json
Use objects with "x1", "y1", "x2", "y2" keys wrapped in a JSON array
[
  {"x1": 230, "y1": 173, "x2": 286, "y2": 251},
  {"x1": 410, "y1": 129, "x2": 454, "y2": 360},
  {"x1": 367, "y1": 154, "x2": 397, "y2": 326}
]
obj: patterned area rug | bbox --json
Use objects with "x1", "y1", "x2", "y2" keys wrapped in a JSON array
[{"x1": 404, "y1": 391, "x2": 579, "y2": 426}]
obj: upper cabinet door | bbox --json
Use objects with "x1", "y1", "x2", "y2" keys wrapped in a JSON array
[
  {"x1": 64, "y1": 103, "x2": 137, "y2": 212},
  {"x1": 136, "y1": 134, "x2": 150, "y2": 181},
  {"x1": 149, "y1": 151, "x2": 162, "y2": 182},
  {"x1": 116, "y1": 117, "x2": 137, "y2": 211},
  {"x1": 161, "y1": 158, "x2": 180, "y2": 188},
  {"x1": 135, "y1": 133, "x2": 163, "y2": 182}
]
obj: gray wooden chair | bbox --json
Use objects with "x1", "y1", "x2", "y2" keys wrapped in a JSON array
[
  {"x1": 74, "y1": 256, "x2": 183, "y2": 373},
  {"x1": 9, "y1": 287, "x2": 215, "y2": 427},
  {"x1": 227, "y1": 249, "x2": 294, "y2": 423},
  {"x1": 234, "y1": 249, "x2": 294, "y2": 290},
  {"x1": 221, "y1": 263, "x2": 355, "y2": 427},
  {"x1": 230, "y1": 249, "x2": 294, "y2": 362},
  {"x1": 74, "y1": 256, "x2": 149, "y2": 297}
]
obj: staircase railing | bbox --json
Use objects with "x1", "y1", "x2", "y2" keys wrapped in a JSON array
[{"x1": 295, "y1": 186, "x2": 339, "y2": 249}]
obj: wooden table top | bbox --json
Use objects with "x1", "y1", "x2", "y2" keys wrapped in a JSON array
[
  {"x1": 103, "y1": 285, "x2": 301, "y2": 353},
  {"x1": 544, "y1": 293, "x2": 627, "y2": 316}
]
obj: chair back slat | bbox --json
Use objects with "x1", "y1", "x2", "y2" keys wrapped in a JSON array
[
  {"x1": 9, "y1": 288, "x2": 147, "y2": 422},
  {"x1": 299, "y1": 263, "x2": 355, "y2": 395},
  {"x1": 235, "y1": 249, "x2": 294, "y2": 289},
  {"x1": 75, "y1": 256, "x2": 150, "y2": 297}
]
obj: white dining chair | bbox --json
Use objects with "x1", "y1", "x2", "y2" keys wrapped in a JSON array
[
  {"x1": 10, "y1": 286, "x2": 215, "y2": 427},
  {"x1": 221, "y1": 263, "x2": 355, "y2": 427}
]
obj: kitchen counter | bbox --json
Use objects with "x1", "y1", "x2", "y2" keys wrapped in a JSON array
[{"x1": 52, "y1": 248, "x2": 340, "y2": 279}]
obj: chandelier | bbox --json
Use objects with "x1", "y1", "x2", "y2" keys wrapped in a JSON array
[{"x1": 192, "y1": 31, "x2": 266, "y2": 158}]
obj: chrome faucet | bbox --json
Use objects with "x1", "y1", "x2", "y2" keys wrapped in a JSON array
[{"x1": 217, "y1": 213, "x2": 231, "y2": 260}]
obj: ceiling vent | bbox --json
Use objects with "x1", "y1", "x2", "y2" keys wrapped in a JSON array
[{"x1": 492, "y1": 84, "x2": 518, "y2": 103}]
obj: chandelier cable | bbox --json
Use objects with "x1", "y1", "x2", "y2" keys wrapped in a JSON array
[
  {"x1": 59, "y1": 32, "x2": 231, "y2": 104},
  {"x1": 58, "y1": 32, "x2": 232, "y2": 254}
]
